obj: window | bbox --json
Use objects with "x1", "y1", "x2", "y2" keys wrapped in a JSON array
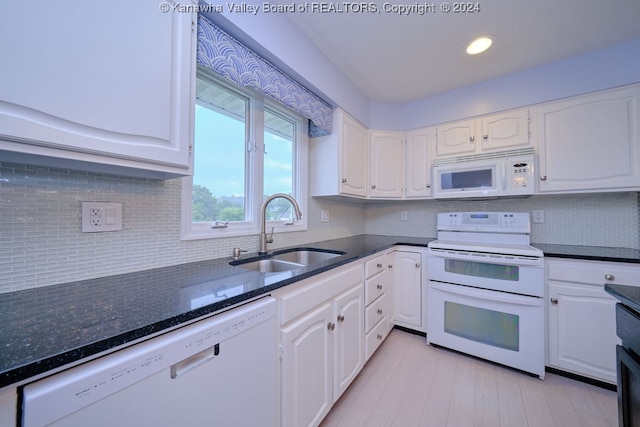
[{"x1": 181, "y1": 69, "x2": 308, "y2": 240}]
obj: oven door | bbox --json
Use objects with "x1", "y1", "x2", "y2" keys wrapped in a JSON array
[
  {"x1": 427, "y1": 280, "x2": 545, "y2": 378},
  {"x1": 427, "y1": 248, "x2": 544, "y2": 297}
]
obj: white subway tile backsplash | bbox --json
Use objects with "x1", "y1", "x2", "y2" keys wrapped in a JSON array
[{"x1": 1, "y1": 161, "x2": 638, "y2": 292}]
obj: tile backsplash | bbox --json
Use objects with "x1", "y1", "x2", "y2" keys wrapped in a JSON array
[{"x1": 1, "y1": 162, "x2": 638, "y2": 292}]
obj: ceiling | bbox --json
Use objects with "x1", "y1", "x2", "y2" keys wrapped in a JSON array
[{"x1": 283, "y1": 0, "x2": 640, "y2": 103}]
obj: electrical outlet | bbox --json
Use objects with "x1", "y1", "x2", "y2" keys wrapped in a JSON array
[
  {"x1": 320, "y1": 209, "x2": 330, "y2": 223},
  {"x1": 400, "y1": 211, "x2": 408, "y2": 221},
  {"x1": 82, "y1": 202, "x2": 123, "y2": 232},
  {"x1": 532, "y1": 210, "x2": 545, "y2": 224}
]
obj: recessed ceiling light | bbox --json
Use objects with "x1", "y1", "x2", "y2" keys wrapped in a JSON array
[{"x1": 466, "y1": 37, "x2": 493, "y2": 55}]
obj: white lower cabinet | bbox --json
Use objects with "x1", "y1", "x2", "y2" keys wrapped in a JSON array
[
  {"x1": 275, "y1": 263, "x2": 364, "y2": 427},
  {"x1": 391, "y1": 249, "x2": 425, "y2": 332},
  {"x1": 546, "y1": 258, "x2": 640, "y2": 384},
  {"x1": 364, "y1": 252, "x2": 393, "y2": 361}
]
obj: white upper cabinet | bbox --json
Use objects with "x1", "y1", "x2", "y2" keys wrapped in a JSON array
[
  {"x1": 369, "y1": 131, "x2": 404, "y2": 198},
  {"x1": 311, "y1": 108, "x2": 368, "y2": 198},
  {"x1": 536, "y1": 84, "x2": 640, "y2": 193},
  {"x1": 435, "y1": 118, "x2": 477, "y2": 157},
  {"x1": 480, "y1": 108, "x2": 531, "y2": 151},
  {"x1": 405, "y1": 127, "x2": 434, "y2": 198},
  {"x1": 435, "y1": 109, "x2": 531, "y2": 158},
  {"x1": 0, "y1": 0, "x2": 196, "y2": 178}
]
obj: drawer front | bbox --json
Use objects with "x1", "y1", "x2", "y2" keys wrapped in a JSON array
[
  {"x1": 365, "y1": 317, "x2": 388, "y2": 361},
  {"x1": 365, "y1": 294, "x2": 386, "y2": 333},
  {"x1": 547, "y1": 258, "x2": 640, "y2": 287},
  {"x1": 365, "y1": 269, "x2": 387, "y2": 306},
  {"x1": 365, "y1": 254, "x2": 387, "y2": 279}
]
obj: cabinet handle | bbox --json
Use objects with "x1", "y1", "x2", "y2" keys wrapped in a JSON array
[
  {"x1": 605, "y1": 274, "x2": 615, "y2": 281},
  {"x1": 415, "y1": 263, "x2": 421, "y2": 268},
  {"x1": 371, "y1": 184, "x2": 376, "y2": 189},
  {"x1": 540, "y1": 175, "x2": 547, "y2": 181},
  {"x1": 327, "y1": 322, "x2": 335, "y2": 331},
  {"x1": 341, "y1": 178, "x2": 347, "y2": 183},
  {"x1": 388, "y1": 264, "x2": 393, "y2": 269},
  {"x1": 337, "y1": 314, "x2": 345, "y2": 322},
  {"x1": 377, "y1": 308, "x2": 383, "y2": 315},
  {"x1": 469, "y1": 136, "x2": 475, "y2": 142},
  {"x1": 426, "y1": 184, "x2": 431, "y2": 188},
  {"x1": 377, "y1": 334, "x2": 383, "y2": 340},
  {"x1": 550, "y1": 298, "x2": 558, "y2": 304},
  {"x1": 377, "y1": 284, "x2": 383, "y2": 290},
  {"x1": 483, "y1": 134, "x2": 488, "y2": 140}
]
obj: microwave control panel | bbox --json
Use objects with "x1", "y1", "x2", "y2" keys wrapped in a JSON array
[{"x1": 509, "y1": 158, "x2": 533, "y2": 189}]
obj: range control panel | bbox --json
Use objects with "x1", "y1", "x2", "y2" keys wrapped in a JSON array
[{"x1": 437, "y1": 212, "x2": 531, "y2": 233}]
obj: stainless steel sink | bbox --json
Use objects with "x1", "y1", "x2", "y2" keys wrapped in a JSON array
[
  {"x1": 231, "y1": 248, "x2": 345, "y2": 273},
  {"x1": 235, "y1": 258, "x2": 305, "y2": 273},
  {"x1": 271, "y1": 249, "x2": 345, "y2": 265}
]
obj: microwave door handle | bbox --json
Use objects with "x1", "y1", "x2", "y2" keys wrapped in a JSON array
[{"x1": 501, "y1": 163, "x2": 506, "y2": 191}]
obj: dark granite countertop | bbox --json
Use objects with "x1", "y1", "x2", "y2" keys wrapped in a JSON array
[
  {"x1": 533, "y1": 243, "x2": 640, "y2": 264},
  {"x1": 605, "y1": 283, "x2": 640, "y2": 314},
  {"x1": 0, "y1": 235, "x2": 433, "y2": 389},
  {"x1": 2, "y1": 235, "x2": 639, "y2": 389}
]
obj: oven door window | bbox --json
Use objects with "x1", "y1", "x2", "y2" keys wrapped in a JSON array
[
  {"x1": 444, "y1": 301, "x2": 519, "y2": 351},
  {"x1": 445, "y1": 259, "x2": 519, "y2": 281}
]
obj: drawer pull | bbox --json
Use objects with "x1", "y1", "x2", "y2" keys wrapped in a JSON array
[
  {"x1": 377, "y1": 334, "x2": 383, "y2": 340},
  {"x1": 377, "y1": 263, "x2": 383, "y2": 269},
  {"x1": 605, "y1": 274, "x2": 615, "y2": 281},
  {"x1": 376, "y1": 284, "x2": 383, "y2": 290},
  {"x1": 550, "y1": 298, "x2": 558, "y2": 304},
  {"x1": 377, "y1": 308, "x2": 383, "y2": 315}
]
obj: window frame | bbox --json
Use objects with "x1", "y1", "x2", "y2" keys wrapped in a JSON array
[{"x1": 181, "y1": 69, "x2": 308, "y2": 241}]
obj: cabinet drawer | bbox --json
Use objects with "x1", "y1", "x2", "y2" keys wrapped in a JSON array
[
  {"x1": 365, "y1": 269, "x2": 387, "y2": 306},
  {"x1": 274, "y1": 263, "x2": 364, "y2": 325},
  {"x1": 365, "y1": 317, "x2": 388, "y2": 361},
  {"x1": 547, "y1": 258, "x2": 640, "y2": 287},
  {"x1": 365, "y1": 294, "x2": 386, "y2": 333},
  {"x1": 365, "y1": 254, "x2": 387, "y2": 279}
]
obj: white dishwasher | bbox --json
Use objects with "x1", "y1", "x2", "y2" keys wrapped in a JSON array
[{"x1": 21, "y1": 297, "x2": 278, "y2": 427}]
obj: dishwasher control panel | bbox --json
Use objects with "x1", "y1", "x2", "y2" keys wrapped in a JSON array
[{"x1": 22, "y1": 297, "x2": 276, "y2": 427}]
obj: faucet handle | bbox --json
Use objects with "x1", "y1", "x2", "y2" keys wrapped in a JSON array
[{"x1": 266, "y1": 227, "x2": 275, "y2": 244}]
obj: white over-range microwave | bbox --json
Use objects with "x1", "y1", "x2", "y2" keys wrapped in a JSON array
[{"x1": 432, "y1": 150, "x2": 535, "y2": 199}]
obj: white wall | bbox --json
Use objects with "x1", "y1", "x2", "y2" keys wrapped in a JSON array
[{"x1": 371, "y1": 37, "x2": 640, "y2": 130}]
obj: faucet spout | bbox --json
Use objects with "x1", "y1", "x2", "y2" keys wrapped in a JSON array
[{"x1": 259, "y1": 194, "x2": 302, "y2": 254}]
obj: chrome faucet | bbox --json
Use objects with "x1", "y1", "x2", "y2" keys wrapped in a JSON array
[{"x1": 259, "y1": 193, "x2": 302, "y2": 254}]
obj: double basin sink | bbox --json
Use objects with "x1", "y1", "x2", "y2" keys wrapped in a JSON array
[{"x1": 230, "y1": 248, "x2": 346, "y2": 273}]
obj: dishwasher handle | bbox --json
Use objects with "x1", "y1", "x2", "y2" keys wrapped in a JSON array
[{"x1": 171, "y1": 343, "x2": 220, "y2": 379}]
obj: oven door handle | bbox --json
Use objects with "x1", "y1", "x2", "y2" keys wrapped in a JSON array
[
  {"x1": 427, "y1": 249, "x2": 543, "y2": 267},
  {"x1": 428, "y1": 281, "x2": 543, "y2": 307}
]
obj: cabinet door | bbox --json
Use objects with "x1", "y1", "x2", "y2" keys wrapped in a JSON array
[
  {"x1": 393, "y1": 251, "x2": 423, "y2": 328},
  {"x1": 340, "y1": 114, "x2": 368, "y2": 197},
  {"x1": 0, "y1": 0, "x2": 194, "y2": 174},
  {"x1": 480, "y1": 108, "x2": 530, "y2": 151},
  {"x1": 281, "y1": 302, "x2": 333, "y2": 427},
  {"x1": 537, "y1": 85, "x2": 640, "y2": 193},
  {"x1": 369, "y1": 131, "x2": 404, "y2": 198},
  {"x1": 548, "y1": 282, "x2": 619, "y2": 383},
  {"x1": 333, "y1": 285, "x2": 364, "y2": 401},
  {"x1": 435, "y1": 119, "x2": 476, "y2": 157},
  {"x1": 405, "y1": 127, "x2": 433, "y2": 198}
]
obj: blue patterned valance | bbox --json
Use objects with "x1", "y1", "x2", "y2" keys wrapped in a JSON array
[{"x1": 197, "y1": 15, "x2": 333, "y2": 136}]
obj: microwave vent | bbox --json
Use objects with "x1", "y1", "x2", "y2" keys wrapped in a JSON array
[{"x1": 433, "y1": 147, "x2": 535, "y2": 166}]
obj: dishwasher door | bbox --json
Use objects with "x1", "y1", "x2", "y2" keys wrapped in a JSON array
[{"x1": 22, "y1": 297, "x2": 278, "y2": 427}]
